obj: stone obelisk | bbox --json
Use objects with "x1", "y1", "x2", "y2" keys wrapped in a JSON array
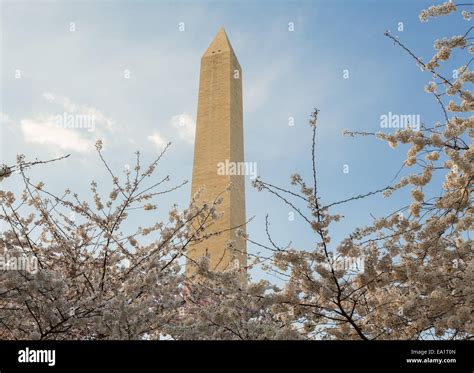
[{"x1": 186, "y1": 27, "x2": 247, "y2": 278}]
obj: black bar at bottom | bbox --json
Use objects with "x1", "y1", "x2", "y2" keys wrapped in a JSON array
[{"x1": 0, "y1": 340, "x2": 472, "y2": 372}]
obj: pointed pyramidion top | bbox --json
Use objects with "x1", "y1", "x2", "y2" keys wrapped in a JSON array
[{"x1": 203, "y1": 27, "x2": 236, "y2": 58}]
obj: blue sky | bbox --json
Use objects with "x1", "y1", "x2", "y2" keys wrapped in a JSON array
[{"x1": 0, "y1": 0, "x2": 469, "y2": 281}]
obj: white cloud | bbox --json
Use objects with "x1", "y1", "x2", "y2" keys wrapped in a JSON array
[
  {"x1": 171, "y1": 113, "x2": 195, "y2": 144},
  {"x1": 0, "y1": 112, "x2": 13, "y2": 124},
  {"x1": 20, "y1": 114, "x2": 93, "y2": 153},
  {"x1": 42, "y1": 92, "x2": 115, "y2": 131},
  {"x1": 147, "y1": 132, "x2": 168, "y2": 149},
  {"x1": 7, "y1": 93, "x2": 120, "y2": 154}
]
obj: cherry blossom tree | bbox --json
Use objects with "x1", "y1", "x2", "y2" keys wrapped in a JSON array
[
  {"x1": 250, "y1": 1, "x2": 473, "y2": 340},
  {"x1": 0, "y1": 142, "x2": 225, "y2": 339}
]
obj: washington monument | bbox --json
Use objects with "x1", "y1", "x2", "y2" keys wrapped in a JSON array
[{"x1": 186, "y1": 28, "x2": 247, "y2": 278}]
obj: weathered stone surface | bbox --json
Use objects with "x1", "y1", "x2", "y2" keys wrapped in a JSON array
[{"x1": 186, "y1": 28, "x2": 247, "y2": 278}]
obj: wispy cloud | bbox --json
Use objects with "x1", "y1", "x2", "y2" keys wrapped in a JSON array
[
  {"x1": 170, "y1": 113, "x2": 195, "y2": 144},
  {"x1": 0, "y1": 112, "x2": 13, "y2": 124},
  {"x1": 147, "y1": 132, "x2": 168, "y2": 149},
  {"x1": 4, "y1": 93, "x2": 118, "y2": 154},
  {"x1": 42, "y1": 92, "x2": 115, "y2": 131},
  {"x1": 20, "y1": 114, "x2": 93, "y2": 153}
]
